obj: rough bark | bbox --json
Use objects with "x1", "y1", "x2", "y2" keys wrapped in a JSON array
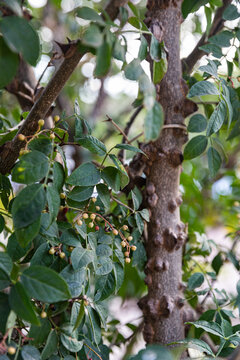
[{"x1": 139, "y1": 0, "x2": 195, "y2": 344}]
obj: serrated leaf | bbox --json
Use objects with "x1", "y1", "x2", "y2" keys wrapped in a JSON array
[
  {"x1": 67, "y1": 162, "x2": 100, "y2": 186},
  {"x1": 184, "y1": 135, "x2": 208, "y2": 160},
  {"x1": 199, "y1": 59, "x2": 218, "y2": 78},
  {"x1": 145, "y1": 101, "x2": 164, "y2": 141},
  {"x1": 209, "y1": 30, "x2": 233, "y2": 48},
  {"x1": 115, "y1": 143, "x2": 145, "y2": 155},
  {"x1": 187, "y1": 114, "x2": 207, "y2": 133},
  {"x1": 0, "y1": 16, "x2": 40, "y2": 66},
  {"x1": 101, "y1": 166, "x2": 121, "y2": 192},
  {"x1": 206, "y1": 101, "x2": 226, "y2": 136},
  {"x1": 207, "y1": 146, "x2": 222, "y2": 177},
  {"x1": 187, "y1": 320, "x2": 224, "y2": 338},
  {"x1": 188, "y1": 272, "x2": 204, "y2": 290},
  {"x1": 21, "y1": 265, "x2": 71, "y2": 302},
  {"x1": 12, "y1": 150, "x2": 49, "y2": 184},
  {"x1": 9, "y1": 282, "x2": 40, "y2": 326},
  {"x1": 188, "y1": 80, "x2": 220, "y2": 98},
  {"x1": 76, "y1": 135, "x2": 106, "y2": 155},
  {"x1": 199, "y1": 43, "x2": 222, "y2": 58},
  {"x1": 12, "y1": 184, "x2": 46, "y2": 229}
]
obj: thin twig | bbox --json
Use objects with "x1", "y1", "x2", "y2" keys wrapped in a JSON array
[
  {"x1": 84, "y1": 343, "x2": 103, "y2": 360},
  {"x1": 104, "y1": 115, "x2": 130, "y2": 143},
  {"x1": 110, "y1": 195, "x2": 134, "y2": 213},
  {"x1": 129, "y1": 131, "x2": 144, "y2": 144}
]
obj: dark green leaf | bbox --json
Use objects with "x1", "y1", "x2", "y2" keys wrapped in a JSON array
[
  {"x1": 184, "y1": 135, "x2": 208, "y2": 160},
  {"x1": 138, "y1": 35, "x2": 148, "y2": 61},
  {"x1": 15, "y1": 217, "x2": 41, "y2": 247},
  {"x1": 135, "y1": 213, "x2": 144, "y2": 234},
  {"x1": 41, "y1": 330, "x2": 58, "y2": 360},
  {"x1": 150, "y1": 36, "x2": 162, "y2": 61},
  {"x1": 96, "y1": 184, "x2": 110, "y2": 211},
  {"x1": 132, "y1": 344, "x2": 173, "y2": 360},
  {"x1": 53, "y1": 162, "x2": 65, "y2": 192},
  {"x1": 95, "y1": 41, "x2": 111, "y2": 77},
  {"x1": 199, "y1": 43, "x2": 222, "y2": 58},
  {"x1": 87, "y1": 307, "x2": 101, "y2": 345},
  {"x1": 47, "y1": 186, "x2": 60, "y2": 225},
  {"x1": 21, "y1": 265, "x2": 71, "y2": 302},
  {"x1": 71, "y1": 248, "x2": 93, "y2": 270},
  {"x1": 101, "y1": 166, "x2": 121, "y2": 192},
  {"x1": 0, "y1": 36, "x2": 18, "y2": 88},
  {"x1": 68, "y1": 186, "x2": 94, "y2": 202},
  {"x1": 7, "y1": 233, "x2": 31, "y2": 262},
  {"x1": 207, "y1": 147, "x2": 222, "y2": 177},
  {"x1": 199, "y1": 59, "x2": 218, "y2": 78},
  {"x1": 0, "y1": 0, "x2": 22, "y2": 16},
  {"x1": 95, "y1": 257, "x2": 113, "y2": 275},
  {"x1": 187, "y1": 320, "x2": 224, "y2": 338},
  {"x1": 113, "y1": 263, "x2": 124, "y2": 292},
  {"x1": 188, "y1": 272, "x2": 204, "y2": 290},
  {"x1": 187, "y1": 114, "x2": 207, "y2": 133},
  {"x1": 12, "y1": 184, "x2": 46, "y2": 229},
  {"x1": 28, "y1": 137, "x2": 52, "y2": 156},
  {"x1": 76, "y1": 135, "x2": 106, "y2": 155},
  {"x1": 153, "y1": 58, "x2": 168, "y2": 84},
  {"x1": 212, "y1": 253, "x2": 223, "y2": 275},
  {"x1": 0, "y1": 293, "x2": 10, "y2": 333},
  {"x1": 60, "y1": 265, "x2": 86, "y2": 298},
  {"x1": 94, "y1": 302, "x2": 108, "y2": 330},
  {"x1": 223, "y1": 4, "x2": 240, "y2": 20},
  {"x1": 76, "y1": 7, "x2": 105, "y2": 25},
  {"x1": 67, "y1": 162, "x2": 100, "y2": 186},
  {"x1": 12, "y1": 151, "x2": 49, "y2": 184},
  {"x1": 95, "y1": 272, "x2": 115, "y2": 301},
  {"x1": 60, "y1": 324, "x2": 83, "y2": 352},
  {"x1": 144, "y1": 101, "x2": 164, "y2": 141},
  {"x1": 21, "y1": 346, "x2": 41, "y2": 360},
  {"x1": 178, "y1": 339, "x2": 214, "y2": 356},
  {"x1": 9, "y1": 282, "x2": 40, "y2": 325},
  {"x1": 131, "y1": 187, "x2": 142, "y2": 211},
  {"x1": 182, "y1": 0, "x2": 209, "y2": 18},
  {"x1": 139, "y1": 209, "x2": 150, "y2": 222},
  {"x1": 188, "y1": 80, "x2": 220, "y2": 98},
  {"x1": 115, "y1": 143, "x2": 145, "y2": 155},
  {"x1": 209, "y1": 30, "x2": 233, "y2": 48},
  {"x1": 124, "y1": 59, "x2": 144, "y2": 81},
  {"x1": 72, "y1": 300, "x2": 85, "y2": 330},
  {"x1": 0, "y1": 252, "x2": 13, "y2": 275},
  {"x1": 0, "y1": 16, "x2": 40, "y2": 65},
  {"x1": 113, "y1": 39, "x2": 126, "y2": 62},
  {"x1": 82, "y1": 24, "x2": 103, "y2": 48},
  {"x1": 206, "y1": 101, "x2": 226, "y2": 136}
]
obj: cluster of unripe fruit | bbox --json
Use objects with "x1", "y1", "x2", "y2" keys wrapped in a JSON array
[{"x1": 48, "y1": 246, "x2": 66, "y2": 259}]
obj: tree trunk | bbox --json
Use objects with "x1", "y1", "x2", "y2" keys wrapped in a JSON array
[{"x1": 139, "y1": 0, "x2": 196, "y2": 344}]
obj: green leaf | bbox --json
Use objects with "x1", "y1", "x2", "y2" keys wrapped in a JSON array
[
  {"x1": 187, "y1": 320, "x2": 224, "y2": 338},
  {"x1": 87, "y1": 307, "x2": 102, "y2": 345},
  {"x1": 150, "y1": 36, "x2": 162, "y2": 61},
  {"x1": 128, "y1": 2, "x2": 139, "y2": 17},
  {"x1": 53, "y1": 162, "x2": 65, "y2": 192},
  {"x1": 41, "y1": 330, "x2": 58, "y2": 360},
  {"x1": 188, "y1": 80, "x2": 220, "y2": 98},
  {"x1": 204, "y1": 6, "x2": 212, "y2": 36},
  {"x1": 212, "y1": 253, "x2": 223, "y2": 275},
  {"x1": 76, "y1": 135, "x2": 106, "y2": 155},
  {"x1": 124, "y1": 59, "x2": 144, "y2": 81},
  {"x1": 96, "y1": 244, "x2": 112, "y2": 257},
  {"x1": 12, "y1": 150, "x2": 49, "y2": 184},
  {"x1": 95, "y1": 41, "x2": 111, "y2": 78},
  {"x1": 182, "y1": 0, "x2": 209, "y2": 18},
  {"x1": 0, "y1": 16, "x2": 40, "y2": 66},
  {"x1": 0, "y1": 293, "x2": 10, "y2": 333},
  {"x1": 184, "y1": 135, "x2": 208, "y2": 160},
  {"x1": 7, "y1": 232, "x2": 30, "y2": 262},
  {"x1": 21, "y1": 345, "x2": 41, "y2": 360},
  {"x1": 73, "y1": 300, "x2": 85, "y2": 330},
  {"x1": 131, "y1": 187, "x2": 142, "y2": 211},
  {"x1": 207, "y1": 147, "x2": 222, "y2": 177},
  {"x1": 153, "y1": 58, "x2": 168, "y2": 84},
  {"x1": 199, "y1": 59, "x2": 218, "y2": 78},
  {"x1": 0, "y1": 252, "x2": 12, "y2": 275},
  {"x1": 94, "y1": 302, "x2": 108, "y2": 330},
  {"x1": 113, "y1": 263, "x2": 124, "y2": 292},
  {"x1": 178, "y1": 339, "x2": 214, "y2": 356},
  {"x1": 21, "y1": 265, "x2": 71, "y2": 302},
  {"x1": 199, "y1": 43, "x2": 222, "y2": 58},
  {"x1": 95, "y1": 272, "x2": 115, "y2": 301},
  {"x1": 82, "y1": 24, "x2": 103, "y2": 48},
  {"x1": 0, "y1": 36, "x2": 18, "y2": 88},
  {"x1": 95, "y1": 257, "x2": 113, "y2": 275},
  {"x1": 135, "y1": 213, "x2": 144, "y2": 234},
  {"x1": 188, "y1": 272, "x2": 204, "y2": 290},
  {"x1": 115, "y1": 143, "x2": 145, "y2": 155},
  {"x1": 71, "y1": 248, "x2": 93, "y2": 270},
  {"x1": 0, "y1": 0, "x2": 22, "y2": 16},
  {"x1": 113, "y1": 38, "x2": 126, "y2": 62},
  {"x1": 76, "y1": 7, "x2": 105, "y2": 25},
  {"x1": 209, "y1": 30, "x2": 233, "y2": 48},
  {"x1": 9, "y1": 282, "x2": 40, "y2": 325},
  {"x1": 138, "y1": 35, "x2": 148, "y2": 61},
  {"x1": 12, "y1": 184, "x2": 46, "y2": 229},
  {"x1": 67, "y1": 162, "x2": 100, "y2": 186},
  {"x1": 28, "y1": 137, "x2": 52, "y2": 156},
  {"x1": 96, "y1": 184, "x2": 110, "y2": 211},
  {"x1": 15, "y1": 217, "x2": 41, "y2": 248},
  {"x1": 47, "y1": 186, "x2": 60, "y2": 225},
  {"x1": 0, "y1": 214, "x2": 5, "y2": 233},
  {"x1": 60, "y1": 325, "x2": 83, "y2": 352},
  {"x1": 101, "y1": 166, "x2": 121, "y2": 192},
  {"x1": 132, "y1": 345, "x2": 173, "y2": 360},
  {"x1": 206, "y1": 101, "x2": 226, "y2": 136},
  {"x1": 144, "y1": 101, "x2": 164, "y2": 141},
  {"x1": 60, "y1": 265, "x2": 86, "y2": 298},
  {"x1": 188, "y1": 114, "x2": 207, "y2": 133},
  {"x1": 223, "y1": 4, "x2": 240, "y2": 20},
  {"x1": 139, "y1": 209, "x2": 150, "y2": 222},
  {"x1": 68, "y1": 186, "x2": 94, "y2": 202}
]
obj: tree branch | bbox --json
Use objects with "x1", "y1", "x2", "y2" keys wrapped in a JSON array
[
  {"x1": 182, "y1": 0, "x2": 232, "y2": 75},
  {"x1": 0, "y1": 0, "x2": 128, "y2": 175}
]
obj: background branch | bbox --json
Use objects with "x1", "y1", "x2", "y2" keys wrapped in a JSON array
[{"x1": 182, "y1": 0, "x2": 232, "y2": 74}]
